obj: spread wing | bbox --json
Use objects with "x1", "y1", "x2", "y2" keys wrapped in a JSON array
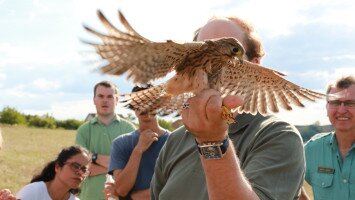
[
  {"x1": 120, "y1": 84, "x2": 194, "y2": 116},
  {"x1": 221, "y1": 60, "x2": 326, "y2": 115},
  {"x1": 83, "y1": 10, "x2": 202, "y2": 84}
]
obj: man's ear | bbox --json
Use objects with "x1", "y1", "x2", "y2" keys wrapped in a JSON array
[{"x1": 250, "y1": 57, "x2": 261, "y2": 64}]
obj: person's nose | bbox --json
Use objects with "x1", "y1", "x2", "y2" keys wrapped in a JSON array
[
  {"x1": 76, "y1": 169, "x2": 89, "y2": 177},
  {"x1": 337, "y1": 102, "x2": 348, "y2": 113}
]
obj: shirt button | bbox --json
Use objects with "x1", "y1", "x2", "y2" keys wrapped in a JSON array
[
  {"x1": 322, "y1": 182, "x2": 325, "y2": 186},
  {"x1": 343, "y1": 179, "x2": 348, "y2": 183}
]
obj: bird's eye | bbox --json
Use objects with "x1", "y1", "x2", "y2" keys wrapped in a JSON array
[{"x1": 232, "y1": 47, "x2": 240, "y2": 54}]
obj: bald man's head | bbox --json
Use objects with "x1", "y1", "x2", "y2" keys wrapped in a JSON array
[
  {"x1": 194, "y1": 16, "x2": 264, "y2": 62},
  {"x1": 196, "y1": 18, "x2": 246, "y2": 44}
]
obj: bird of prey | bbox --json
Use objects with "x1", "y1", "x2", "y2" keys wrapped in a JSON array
[{"x1": 83, "y1": 10, "x2": 325, "y2": 122}]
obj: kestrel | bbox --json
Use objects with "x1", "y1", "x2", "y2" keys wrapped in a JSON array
[{"x1": 83, "y1": 10, "x2": 325, "y2": 122}]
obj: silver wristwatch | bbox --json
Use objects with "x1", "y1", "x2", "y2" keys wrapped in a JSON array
[{"x1": 196, "y1": 136, "x2": 229, "y2": 160}]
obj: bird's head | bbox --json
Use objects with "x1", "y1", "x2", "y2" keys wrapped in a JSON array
[{"x1": 211, "y1": 37, "x2": 245, "y2": 62}]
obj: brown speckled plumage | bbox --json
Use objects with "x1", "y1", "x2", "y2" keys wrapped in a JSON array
[{"x1": 83, "y1": 10, "x2": 325, "y2": 116}]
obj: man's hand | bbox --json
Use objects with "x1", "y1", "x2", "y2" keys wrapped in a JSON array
[
  {"x1": 135, "y1": 129, "x2": 158, "y2": 153},
  {"x1": 0, "y1": 189, "x2": 16, "y2": 200},
  {"x1": 298, "y1": 187, "x2": 311, "y2": 200},
  {"x1": 104, "y1": 182, "x2": 118, "y2": 200},
  {"x1": 181, "y1": 89, "x2": 243, "y2": 143}
]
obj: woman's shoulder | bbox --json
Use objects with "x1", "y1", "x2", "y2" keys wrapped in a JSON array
[
  {"x1": 19, "y1": 181, "x2": 45, "y2": 190},
  {"x1": 16, "y1": 181, "x2": 47, "y2": 198},
  {"x1": 69, "y1": 193, "x2": 80, "y2": 200}
]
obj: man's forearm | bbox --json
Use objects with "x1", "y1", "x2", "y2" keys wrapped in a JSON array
[
  {"x1": 95, "y1": 154, "x2": 110, "y2": 168},
  {"x1": 88, "y1": 154, "x2": 110, "y2": 176},
  {"x1": 200, "y1": 141, "x2": 259, "y2": 200},
  {"x1": 114, "y1": 147, "x2": 143, "y2": 196},
  {"x1": 89, "y1": 163, "x2": 108, "y2": 176}
]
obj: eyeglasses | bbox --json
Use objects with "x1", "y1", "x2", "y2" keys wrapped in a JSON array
[
  {"x1": 64, "y1": 162, "x2": 90, "y2": 176},
  {"x1": 327, "y1": 100, "x2": 355, "y2": 108}
]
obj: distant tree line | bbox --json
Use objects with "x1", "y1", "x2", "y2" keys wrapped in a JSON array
[
  {"x1": 109, "y1": 112, "x2": 175, "y2": 131},
  {"x1": 0, "y1": 106, "x2": 83, "y2": 130},
  {"x1": 0, "y1": 106, "x2": 176, "y2": 131}
]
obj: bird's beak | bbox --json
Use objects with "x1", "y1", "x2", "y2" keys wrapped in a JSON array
[{"x1": 238, "y1": 57, "x2": 244, "y2": 64}]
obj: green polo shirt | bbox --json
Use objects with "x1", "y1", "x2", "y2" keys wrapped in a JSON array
[
  {"x1": 305, "y1": 132, "x2": 355, "y2": 200},
  {"x1": 151, "y1": 113, "x2": 305, "y2": 200},
  {"x1": 75, "y1": 115, "x2": 135, "y2": 200}
]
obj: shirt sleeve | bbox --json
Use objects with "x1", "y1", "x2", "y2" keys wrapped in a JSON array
[
  {"x1": 304, "y1": 142, "x2": 311, "y2": 184},
  {"x1": 16, "y1": 183, "x2": 40, "y2": 200},
  {"x1": 16, "y1": 187, "x2": 29, "y2": 200},
  {"x1": 108, "y1": 135, "x2": 132, "y2": 174},
  {"x1": 243, "y1": 122, "x2": 305, "y2": 200},
  {"x1": 75, "y1": 123, "x2": 90, "y2": 149}
]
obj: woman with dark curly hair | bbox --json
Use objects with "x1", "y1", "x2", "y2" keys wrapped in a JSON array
[{"x1": 16, "y1": 145, "x2": 91, "y2": 200}]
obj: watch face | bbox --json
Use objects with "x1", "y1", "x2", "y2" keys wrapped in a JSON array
[
  {"x1": 200, "y1": 145, "x2": 223, "y2": 159},
  {"x1": 92, "y1": 154, "x2": 97, "y2": 161}
]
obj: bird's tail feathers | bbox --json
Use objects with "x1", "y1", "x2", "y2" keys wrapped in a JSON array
[{"x1": 120, "y1": 84, "x2": 193, "y2": 116}]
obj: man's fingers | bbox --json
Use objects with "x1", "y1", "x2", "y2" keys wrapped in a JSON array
[
  {"x1": 205, "y1": 94, "x2": 223, "y2": 121},
  {"x1": 223, "y1": 95, "x2": 244, "y2": 109}
]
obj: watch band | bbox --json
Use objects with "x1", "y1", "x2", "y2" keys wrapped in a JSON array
[
  {"x1": 196, "y1": 136, "x2": 230, "y2": 159},
  {"x1": 91, "y1": 153, "x2": 98, "y2": 164}
]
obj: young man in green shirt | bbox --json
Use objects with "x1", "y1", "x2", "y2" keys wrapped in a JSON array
[{"x1": 76, "y1": 81, "x2": 135, "y2": 200}]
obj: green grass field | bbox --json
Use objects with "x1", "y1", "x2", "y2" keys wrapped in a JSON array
[{"x1": 0, "y1": 124, "x2": 76, "y2": 193}]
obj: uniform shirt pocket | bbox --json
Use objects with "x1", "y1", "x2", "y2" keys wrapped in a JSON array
[{"x1": 310, "y1": 173, "x2": 334, "y2": 200}]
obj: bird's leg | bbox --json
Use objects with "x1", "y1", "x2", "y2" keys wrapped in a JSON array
[
  {"x1": 165, "y1": 74, "x2": 195, "y2": 95},
  {"x1": 221, "y1": 106, "x2": 235, "y2": 124}
]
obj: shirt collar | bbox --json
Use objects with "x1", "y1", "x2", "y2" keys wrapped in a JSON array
[
  {"x1": 329, "y1": 132, "x2": 340, "y2": 151},
  {"x1": 90, "y1": 114, "x2": 121, "y2": 125},
  {"x1": 330, "y1": 132, "x2": 355, "y2": 151}
]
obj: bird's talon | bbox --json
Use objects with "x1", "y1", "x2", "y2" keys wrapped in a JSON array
[{"x1": 221, "y1": 106, "x2": 235, "y2": 124}]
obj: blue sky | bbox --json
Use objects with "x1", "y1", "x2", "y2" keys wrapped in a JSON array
[{"x1": 1, "y1": 0, "x2": 354, "y2": 125}]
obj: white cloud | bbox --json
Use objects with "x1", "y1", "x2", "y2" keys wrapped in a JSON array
[
  {"x1": 218, "y1": 0, "x2": 355, "y2": 38},
  {"x1": 26, "y1": 99, "x2": 94, "y2": 120},
  {"x1": 28, "y1": 11, "x2": 36, "y2": 22},
  {"x1": 296, "y1": 70, "x2": 331, "y2": 80},
  {"x1": 0, "y1": 43, "x2": 82, "y2": 69},
  {"x1": 315, "y1": 3, "x2": 355, "y2": 28},
  {"x1": 323, "y1": 54, "x2": 355, "y2": 61},
  {"x1": 0, "y1": 72, "x2": 6, "y2": 80},
  {"x1": 0, "y1": 72, "x2": 5, "y2": 87},
  {"x1": 33, "y1": 0, "x2": 49, "y2": 12},
  {"x1": 291, "y1": 67, "x2": 355, "y2": 92},
  {"x1": 32, "y1": 78, "x2": 61, "y2": 91},
  {"x1": 332, "y1": 67, "x2": 355, "y2": 76},
  {"x1": 275, "y1": 101, "x2": 329, "y2": 125},
  {"x1": 75, "y1": 0, "x2": 233, "y2": 41},
  {"x1": 4, "y1": 84, "x2": 38, "y2": 98}
]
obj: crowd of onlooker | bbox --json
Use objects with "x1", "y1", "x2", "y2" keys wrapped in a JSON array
[{"x1": 1, "y1": 12, "x2": 354, "y2": 200}]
